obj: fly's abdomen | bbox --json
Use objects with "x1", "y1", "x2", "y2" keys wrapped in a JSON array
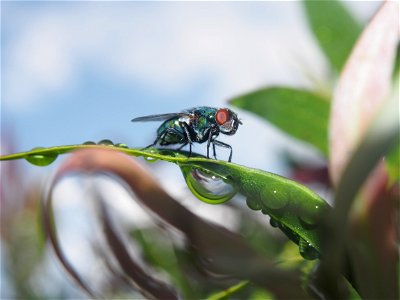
[{"x1": 157, "y1": 118, "x2": 187, "y2": 145}]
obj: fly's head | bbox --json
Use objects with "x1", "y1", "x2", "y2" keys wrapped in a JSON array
[{"x1": 215, "y1": 108, "x2": 242, "y2": 136}]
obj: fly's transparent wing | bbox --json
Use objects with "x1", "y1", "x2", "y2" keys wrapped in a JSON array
[{"x1": 131, "y1": 113, "x2": 187, "y2": 122}]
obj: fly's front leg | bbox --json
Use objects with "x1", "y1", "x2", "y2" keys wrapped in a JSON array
[{"x1": 212, "y1": 140, "x2": 233, "y2": 162}]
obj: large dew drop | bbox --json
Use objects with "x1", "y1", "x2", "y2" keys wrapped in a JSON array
[
  {"x1": 181, "y1": 166, "x2": 237, "y2": 204},
  {"x1": 25, "y1": 148, "x2": 58, "y2": 166},
  {"x1": 97, "y1": 139, "x2": 114, "y2": 146}
]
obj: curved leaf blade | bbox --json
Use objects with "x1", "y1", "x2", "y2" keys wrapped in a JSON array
[
  {"x1": 230, "y1": 87, "x2": 330, "y2": 155},
  {"x1": 178, "y1": 159, "x2": 330, "y2": 255}
]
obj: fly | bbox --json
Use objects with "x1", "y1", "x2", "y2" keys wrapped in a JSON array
[{"x1": 131, "y1": 107, "x2": 242, "y2": 162}]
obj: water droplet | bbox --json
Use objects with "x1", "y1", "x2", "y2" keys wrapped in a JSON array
[
  {"x1": 299, "y1": 238, "x2": 320, "y2": 260},
  {"x1": 144, "y1": 156, "x2": 158, "y2": 163},
  {"x1": 269, "y1": 218, "x2": 279, "y2": 228},
  {"x1": 115, "y1": 143, "x2": 128, "y2": 149},
  {"x1": 181, "y1": 166, "x2": 237, "y2": 204},
  {"x1": 260, "y1": 186, "x2": 288, "y2": 210},
  {"x1": 97, "y1": 139, "x2": 114, "y2": 146},
  {"x1": 246, "y1": 197, "x2": 262, "y2": 210},
  {"x1": 25, "y1": 148, "x2": 58, "y2": 166},
  {"x1": 83, "y1": 141, "x2": 96, "y2": 145}
]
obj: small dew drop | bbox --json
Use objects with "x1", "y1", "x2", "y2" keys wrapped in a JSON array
[
  {"x1": 25, "y1": 147, "x2": 58, "y2": 166},
  {"x1": 246, "y1": 197, "x2": 262, "y2": 211},
  {"x1": 299, "y1": 238, "x2": 320, "y2": 260},
  {"x1": 181, "y1": 167, "x2": 237, "y2": 204},
  {"x1": 269, "y1": 218, "x2": 279, "y2": 228},
  {"x1": 83, "y1": 141, "x2": 96, "y2": 145},
  {"x1": 260, "y1": 187, "x2": 288, "y2": 210},
  {"x1": 115, "y1": 143, "x2": 128, "y2": 149},
  {"x1": 144, "y1": 156, "x2": 158, "y2": 163},
  {"x1": 97, "y1": 139, "x2": 114, "y2": 146}
]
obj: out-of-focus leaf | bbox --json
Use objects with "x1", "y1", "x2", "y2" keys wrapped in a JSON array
[
  {"x1": 385, "y1": 143, "x2": 400, "y2": 185},
  {"x1": 206, "y1": 280, "x2": 249, "y2": 300},
  {"x1": 131, "y1": 229, "x2": 195, "y2": 298},
  {"x1": 319, "y1": 88, "x2": 399, "y2": 298},
  {"x1": 96, "y1": 198, "x2": 179, "y2": 300},
  {"x1": 329, "y1": 1, "x2": 398, "y2": 185},
  {"x1": 48, "y1": 148, "x2": 308, "y2": 298},
  {"x1": 392, "y1": 43, "x2": 400, "y2": 79},
  {"x1": 230, "y1": 87, "x2": 330, "y2": 155},
  {"x1": 303, "y1": 0, "x2": 362, "y2": 72},
  {"x1": 322, "y1": 1, "x2": 399, "y2": 295},
  {"x1": 42, "y1": 196, "x2": 98, "y2": 298}
]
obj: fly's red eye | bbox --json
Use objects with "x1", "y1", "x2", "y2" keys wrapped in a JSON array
[{"x1": 216, "y1": 109, "x2": 230, "y2": 125}]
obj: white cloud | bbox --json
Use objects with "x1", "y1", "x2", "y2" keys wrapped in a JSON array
[{"x1": 3, "y1": 2, "x2": 329, "y2": 113}]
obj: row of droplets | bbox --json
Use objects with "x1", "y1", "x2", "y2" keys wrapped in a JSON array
[{"x1": 25, "y1": 140, "x2": 129, "y2": 166}]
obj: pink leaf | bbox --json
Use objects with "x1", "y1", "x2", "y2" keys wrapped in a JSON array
[{"x1": 329, "y1": 1, "x2": 398, "y2": 185}]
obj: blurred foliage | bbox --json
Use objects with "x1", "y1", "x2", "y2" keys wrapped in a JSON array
[
  {"x1": 386, "y1": 144, "x2": 400, "y2": 185},
  {"x1": 303, "y1": 0, "x2": 362, "y2": 73},
  {"x1": 230, "y1": 87, "x2": 330, "y2": 155},
  {"x1": 1, "y1": 1, "x2": 399, "y2": 299}
]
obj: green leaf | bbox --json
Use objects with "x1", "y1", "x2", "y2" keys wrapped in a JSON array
[
  {"x1": 303, "y1": 0, "x2": 362, "y2": 72},
  {"x1": 230, "y1": 87, "x2": 330, "y2": 155},
  {"x1": 179, "y1": 159, "x2": 330, "y2": 257}
]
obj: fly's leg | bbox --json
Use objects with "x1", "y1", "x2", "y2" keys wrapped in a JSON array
[
  {"x1": 212, "y1": 142, "x2": 217, "y2": 159},
  {"x1": 143, "y1": 128, "x2": 185, "y2": 151},
  {"x1": 206, "y1": 132, "x2": 213, "y2": 159},
  {"x1": 212, "y1": 140, "x2": 233, "y2": 162},
  {"x1": 179, "y1": 122, "x2": 193, "y2": 157}
]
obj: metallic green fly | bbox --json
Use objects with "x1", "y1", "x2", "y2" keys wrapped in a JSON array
[{"x1": 131, "y1": 107, "x2": 242, "y2": 162}]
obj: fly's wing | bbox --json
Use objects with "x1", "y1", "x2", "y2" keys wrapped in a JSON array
[{"x1": 131, "y1": 113, "x2": 187, "y2": 122}]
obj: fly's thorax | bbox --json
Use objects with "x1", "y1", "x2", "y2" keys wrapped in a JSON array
[{"x1": 189, "y1": 113, "x2": 215, "y2": 143}]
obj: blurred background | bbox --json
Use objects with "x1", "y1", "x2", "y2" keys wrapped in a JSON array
[{"x1": 1, "y1": 1, "x2": 381, "y2": 299}]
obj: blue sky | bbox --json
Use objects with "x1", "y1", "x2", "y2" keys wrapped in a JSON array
[{"x1": 1, "y1": 1, "x2": 379, "y2": 171}]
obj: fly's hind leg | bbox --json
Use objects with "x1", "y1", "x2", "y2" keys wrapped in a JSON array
[{"x1": 142, "y1": 128, "x2": 183, "y2": 151}]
